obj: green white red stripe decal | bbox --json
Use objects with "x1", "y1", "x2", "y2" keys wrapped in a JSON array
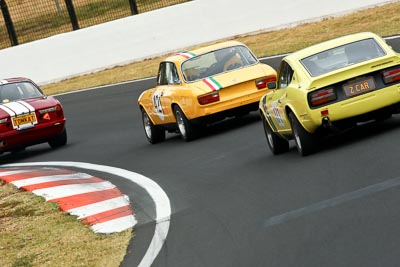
[
  {"x1": 203, "y1": 77, "x2": 223, "y2": 91},
  {"x1": 176, "y1": 52, "x2": 196, "y2": 59}
]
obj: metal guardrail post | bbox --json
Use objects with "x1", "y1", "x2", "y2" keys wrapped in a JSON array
[
  {"x1": 0, "y1": 0, "x2": 18, "y2": 46},
  {"x1": 129, "y1": 0, "x2": 139, "y2": 15},
  {"x1": 64, "y1": 0, "x2": 79, "y2": 30}
]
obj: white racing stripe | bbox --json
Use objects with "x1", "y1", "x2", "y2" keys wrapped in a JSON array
[
  {"x1": 12, "y1": 173, "x2": 93, "y2": 187},
  {"x1": 67, "y1": 196, "x2": 130, "y2": 219},
  {"x1": 0, "y1": 100, "x2": 36, "y2": 121},
  {"x1": 33, "y1": 181, "x2": 116, "y2": 200},
  {"x1": 17, "y1": 101, "x2": 35, "y2": 112},
  {"x1": 0, "y1": 105, "x2": 16, "y2": 116},
  {"x1": 91, "y1": 215, "x2": 138, "y2": 234},
  {"x1": 2, "y1": 101, "x2": 30, "y2": 115}
]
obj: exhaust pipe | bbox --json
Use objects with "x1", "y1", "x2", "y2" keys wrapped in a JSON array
[{"x1": 321, "y1": 117, "x2": 341, "y2": 133}]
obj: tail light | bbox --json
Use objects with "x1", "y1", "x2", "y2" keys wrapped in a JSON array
[
  {"x1": 39, "y1": 106, "x2": 57, "y2": 114},
  {"x1": 256, "y1": 76, "x2": 276, "y2": 89},
  {"x1": 309, "y1": 88, "x2": 337, "y2": 107},
  {"x1": 55, "y1": 105, "x2": 64, "y2": 118},
  {"x1": 382, "y1": 68, "x2": 400, "y2": 84},
  {"x1": 38, "y1": 105, "x2": 63, "y2": 119},
  {"x1": 198, "y1": 91, "x2": 220, "y2": 105}
]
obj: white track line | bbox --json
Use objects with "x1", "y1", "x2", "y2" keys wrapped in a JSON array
[{"x1": 3, "y1": 161, "x2": 171, "y2": 267}]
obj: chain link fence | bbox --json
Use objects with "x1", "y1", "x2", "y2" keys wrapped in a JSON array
[{"x1": 0, "y1": 0, "x2": 189, "y2": 49}]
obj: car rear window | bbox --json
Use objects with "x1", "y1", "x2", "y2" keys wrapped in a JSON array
[
  {"x1": 301, "y1": 38, "x2": 386, "y2": 77},
  {"x1": 0, "y1": 82, "x2": 43, "y2": 103},
  {"x1": 181, "y1": 45, "x2": 258, "y2": 82}
]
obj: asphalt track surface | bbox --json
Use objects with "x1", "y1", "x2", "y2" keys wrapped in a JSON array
[{"x1": 2, "y1": 37, "x2": 400, "y2": 266}]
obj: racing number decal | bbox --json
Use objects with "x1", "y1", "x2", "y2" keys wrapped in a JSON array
[
  {"x1": 152, "y1": 89, "x2": 165, "y2": 121},
  {"x1": 262, "y1": 97, "x2": 285, "y2": 130},
  {"x1": 271, "y1": 102, "x2": 285, "y2": 127}
]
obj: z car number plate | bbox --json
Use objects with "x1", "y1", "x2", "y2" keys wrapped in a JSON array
[
  {"x1": 13, "y1": 113, "x2": 37, "y2": 128},
  {"x1": 343, "y1": 77, "x2": 376, "y2": 97}
]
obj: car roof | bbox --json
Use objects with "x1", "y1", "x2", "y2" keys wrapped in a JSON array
[
  {"x1": 0, "y1": 77, "x2": 33, "y2": 85},
  {"x1": 284, "y1": 32, "x2": 385, "y2": 63},
  {"x1": 165, "y1": 40, "x2": 247, "y2": 64}
]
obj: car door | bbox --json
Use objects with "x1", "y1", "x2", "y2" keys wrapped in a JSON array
[
  {"x1": 265, "y1": 60, "x2": 294, "y2": 134},
  {"x1": 150, "y1": 61, "x2": 181, "y2": 124}
]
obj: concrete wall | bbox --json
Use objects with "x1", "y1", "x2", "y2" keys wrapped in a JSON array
[{"x1": 0, "y1": 0, "x2": 393, "y2": 85}]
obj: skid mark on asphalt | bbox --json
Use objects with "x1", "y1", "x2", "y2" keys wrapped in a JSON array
[
  {"x1": 0, "y1": 167, "x2": 136, "y2": 234},
  {"x1": 3, "y1": 162, "x2": 171, "y2": 267},
  {"x1": 264, "y1": 176, "x2": 400, "y2": 228}
]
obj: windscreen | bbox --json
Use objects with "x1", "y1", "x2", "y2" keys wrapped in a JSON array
[
  {"x1": 0, "y1": 82, "x2": 43, "y2": 103},
  {"x1": 181, "y1": 45, "x2": 258, "y2": 82},
  {"x1": 301, "y1": 38, "x2": 386, "y2": 77}
]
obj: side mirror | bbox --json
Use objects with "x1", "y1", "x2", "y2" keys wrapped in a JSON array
[{"x1": 267, "y1": 82, "x2": 277, "y2": 90}]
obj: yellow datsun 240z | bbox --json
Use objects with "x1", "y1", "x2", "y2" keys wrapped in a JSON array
[
  {"x1": 138, "y1": 41, "x2": 276, "y2": 143},
  {"x1": 259, "y1": 32, "x2": 400, "y2": 156}
]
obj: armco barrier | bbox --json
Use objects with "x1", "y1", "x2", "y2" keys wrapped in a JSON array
[{"x1": 0, "y1": 0, "x2": 393, "y2": 86}]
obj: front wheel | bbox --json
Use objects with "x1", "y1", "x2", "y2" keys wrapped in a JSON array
[
  {"x1": 142, "y1": 110, "x2": 165, "y2": 144},
  {"x1": 173, "y1": 105, "x2": 197, "y2": 141},
  {"x1": 289, "y1": 112, "x2": 318, "y2": 156},
  {"x1": 262, "y1": 116, "x2": 289, "y2": 155}
]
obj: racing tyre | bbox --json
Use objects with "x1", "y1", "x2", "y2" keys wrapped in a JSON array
[
  {"x1": 142, "y1": 110, "x2": 165, "y2": 144},
  {"x1": 173, "y1": 105, "x2": 196, "y2": 141},
  {"x1": 48, "y1": 129, "x2": 67, "y2": 148},
  {"x1": 289, "y1": 112, "x2": 318, "y2": 156},
  {"x1": 262, "y1": 116, "x2": 289, "y2": 155}
]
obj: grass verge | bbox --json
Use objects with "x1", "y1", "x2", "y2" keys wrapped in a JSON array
[
  {"x1": 41, "y1": 1, "x2": 400, "y2": 95},
  {"x1": 0, "y1": 181, "x2": 132, "y2": 267}
]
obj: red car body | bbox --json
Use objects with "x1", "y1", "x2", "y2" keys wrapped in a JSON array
[{"x1": 0, "y1": 77, "x2": 67, "y2": 153}]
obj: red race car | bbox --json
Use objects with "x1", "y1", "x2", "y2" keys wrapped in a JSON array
[{"x1": 0, "y1": 77, "x2": 67, "y2": 153}]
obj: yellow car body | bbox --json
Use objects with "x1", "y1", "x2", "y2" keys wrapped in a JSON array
[
  {"x1": 138, "y1": 40, "x2": 276, "y2": 143},
  {"x1": 259, "y1": 32, "x2": 400, "y2": 156}
]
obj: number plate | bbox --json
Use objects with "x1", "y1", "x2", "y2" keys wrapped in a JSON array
[
  {"x1": 343, "y1": 77, "x2": 376, "y2": 97},
  {"x1": 13, "y1": 113, "x2": 37, "y2": 128}
]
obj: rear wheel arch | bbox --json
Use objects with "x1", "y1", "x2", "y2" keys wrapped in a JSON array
[
  {"x1": 288, "y1": 112, "x2": 319, "y2": 156},
  {"x1": 285, "y1": 106, "x2": 294, "y2": 120},
  {"x1": 285, "y1": 106, "x2": 313, "y2": 134}
]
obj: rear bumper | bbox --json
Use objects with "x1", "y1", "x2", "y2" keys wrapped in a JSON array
[
  {"x1": 0, "y1": 119, "x2": 66, "y2": 152},
  {"x1": 191, "y1": 90, "x2": 266, "y2": 119},
  {"x1": 321, "y1": 103, "x2": 400, "y2": 133},
  {"x1": 305, "y1": 84, "x2": 400, "y2": 133},
  {"x1": 193, "y1": 102, "x2": 259, "y2": 125}
]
